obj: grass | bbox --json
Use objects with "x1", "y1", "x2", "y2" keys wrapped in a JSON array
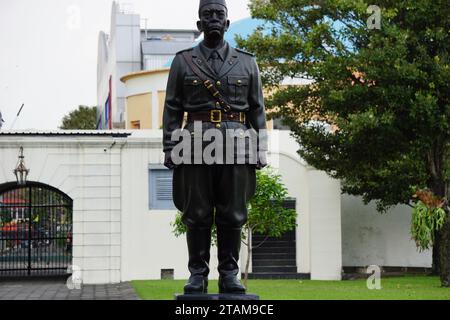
[{"x1": 131, "y1": 276, "x2": 450, "y2": 300}]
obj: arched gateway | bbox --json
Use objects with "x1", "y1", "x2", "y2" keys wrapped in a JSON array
[{"x1": 0, "y1": 182, "x2": 73, "y2": 277}]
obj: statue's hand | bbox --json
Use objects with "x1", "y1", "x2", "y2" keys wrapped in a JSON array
[
  {"x1": 256, "y1": 151, "x2": 268, "y2": 170},
  {"x1": 164, "y1": 151, "x2": 178, "y2": 170}
]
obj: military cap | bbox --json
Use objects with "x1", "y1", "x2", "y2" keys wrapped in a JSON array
[{"x1": 199, "y1": 0, "x2": 227, "y2": 12}]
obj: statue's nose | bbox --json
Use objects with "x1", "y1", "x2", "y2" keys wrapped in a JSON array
[{"x1": 210, "y1": 12, "x2": 220, "y2": 21}]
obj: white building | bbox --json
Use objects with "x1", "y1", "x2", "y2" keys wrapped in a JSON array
[
  {"x1": 0, "y1": 130, "x2": 431, "y2": 284},
  {"x1": 97, "y1": 2, "x2": 200, "y2": 130}
]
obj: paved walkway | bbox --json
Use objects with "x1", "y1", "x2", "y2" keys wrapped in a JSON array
[{"x1": 0, "y1": 280, "x2": 140, "y2": 300}]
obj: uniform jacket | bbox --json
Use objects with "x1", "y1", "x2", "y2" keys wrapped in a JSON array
[{"x1": 162, "y1": 41, "x2": 268, "y2": 164}]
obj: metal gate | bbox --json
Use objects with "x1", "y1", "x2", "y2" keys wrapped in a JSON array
[
  {"x1": 0, "y1": 182, "x2": 72, "y2": 276},
  {"x1": 250, "y1": 199, "x2": 300, "y2": 279}
]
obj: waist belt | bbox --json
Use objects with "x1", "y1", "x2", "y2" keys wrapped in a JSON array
[{"x1": 187, "y1": 110, "x2": 246, "y2": 124}]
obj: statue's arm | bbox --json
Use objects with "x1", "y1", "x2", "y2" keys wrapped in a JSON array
[
  {"x1": 247, "y1": 57, "x2": 268, "y2": 168},
  {"x1": 247, "y1": 57, "x2": 267, "y2": 133},
  {"x1": 162, "y1": 54, "x2": 185, "y2": 154},
  {"x1": 162, "y1": 55, "x2": 185, "y2": 169}
]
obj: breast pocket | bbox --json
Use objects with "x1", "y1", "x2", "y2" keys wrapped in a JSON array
[
  {"x1": 184, "y1": 76, "x2": 208, "y2": 104},
  {"x1": 227, "y1": 76, "x2": 249, "y2": 105}
]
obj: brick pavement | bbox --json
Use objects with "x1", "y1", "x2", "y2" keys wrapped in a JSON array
[{"x1": 0, "y1": 280, "x2": 140, "y2": 300}]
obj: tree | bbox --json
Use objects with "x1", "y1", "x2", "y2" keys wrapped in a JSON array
[
  {"x1": 171, "y1": 167, "x2": 297, "y2": 287},
  {"x1": 59, "y1": 106, "x2": 97, "y2": 130},
  {"x1": 237, "y1": 0, "x2": 449, "y2": 286},
  {"x1": 242, "y1": 168, "x2": 297, "y2": 286}
]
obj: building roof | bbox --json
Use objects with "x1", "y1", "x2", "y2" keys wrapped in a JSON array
[
  {"x1": 141, "y1": 40, "x2": 195, "y2": 55},
  {"x1": 0, "y1": 130, "x2": 131, "y2": 137},
  {"x1": 120, "y1": 68, "x2": 169, "y2": 83},
  {"x1": 141, "y1": 29, "x2": 201, "y2": 36}
]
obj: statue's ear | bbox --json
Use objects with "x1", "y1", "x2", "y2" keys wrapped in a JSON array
[
  {"x1": 225, "y1": 19, "x2": 230, "y2": 31},
  {"x1": 196, "y1": 20, "x2": 202, "y2": 32}
]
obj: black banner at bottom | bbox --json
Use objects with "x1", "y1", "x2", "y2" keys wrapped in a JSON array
[{"x1": 0, "y1": 300, "x2": 447, "y2": 319}]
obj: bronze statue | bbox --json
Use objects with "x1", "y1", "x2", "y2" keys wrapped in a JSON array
[{"x1": 163, "y1": 0, "x2": 267, "y2": 295}]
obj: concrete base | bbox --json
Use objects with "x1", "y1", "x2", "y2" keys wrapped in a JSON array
[{"x1": 175, "y1": 293, "x2": 260, "y2": 301}]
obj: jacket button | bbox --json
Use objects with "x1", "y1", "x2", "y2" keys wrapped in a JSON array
[
  {"x1": 193, "y1": 80, "x2": 198, "y2": 85},
  {"x1": 237, "y1": 80, "x2": 242, "y2": 85},
  {"x1": 216, "y1": 81, "x2": 221, "y2": 86},
  {"x1": 216, "y1": 124, "x2": 221, "y2": 128},
  {"x1": 216, "y1": 102, "x2": 221, "y2": 107}
]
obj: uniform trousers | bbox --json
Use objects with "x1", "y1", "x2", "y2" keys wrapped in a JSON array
[{"x1": 172, "y1": 164, "x2": 256, "y2": 229}]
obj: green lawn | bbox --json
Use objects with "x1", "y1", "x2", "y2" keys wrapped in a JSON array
[{"x1": 132, "y1": 276, "x2": 450, "y2": 300}]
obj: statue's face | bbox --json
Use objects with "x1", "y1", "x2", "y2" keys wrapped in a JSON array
[{"x1": 197, "y1": 4, "x2": 230, "y2": 40}]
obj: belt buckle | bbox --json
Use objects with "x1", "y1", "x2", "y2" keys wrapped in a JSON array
[
  {"x1": 239, "y1": 112, "x2": 245, "y2": 123},
  {"x1": 211, "y1": 110, "x2": 222, "y2": 123}
]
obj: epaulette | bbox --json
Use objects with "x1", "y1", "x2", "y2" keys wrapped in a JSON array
[
  {"x1": 176, "y1": 47, "x2": 194, "y2": 55},
  {"x1": 235, "y1": 48, "x2": 255, "y2": 57}
]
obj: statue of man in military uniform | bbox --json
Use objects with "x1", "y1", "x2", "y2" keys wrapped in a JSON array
[{"x1": 162, "y1": 0, "x2": 267, "y2": 295}]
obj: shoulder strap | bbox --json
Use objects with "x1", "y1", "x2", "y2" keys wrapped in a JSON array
[
  {"x1": 235, "y1": 48, "x2": 255, "y2": 57},
  {"x1": 181, "y1": 51, "x2": 231, "y2": 112}
]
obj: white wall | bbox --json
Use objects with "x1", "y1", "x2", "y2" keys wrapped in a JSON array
[
  {"x1": 0, "y1": 135, "x2": 125, "y2": 284},
  {"x1": 309, "y1": 171, "x2": 342, "y2": 280},
  {"x1": 266, "y1": 131, "x2": 311, "y2": 274},
  {"x1": 341, "y1": 195, "x2": 431, "y2": 268},
  {"x1": 248, "y1": 130, "x2": 342, "y2": 280},
  {"x1": 0, "y1": 130, "x2": 345, "y2": 283}
]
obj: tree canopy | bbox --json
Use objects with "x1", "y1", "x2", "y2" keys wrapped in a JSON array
[
  {"x1": 237, "y1": 0, "x2": 449, "y2": 285},
  {"x1": 238, "y1": 0, "x2": 449, "y2": 211},
  {"x1": 59, "y1": 105, "x2": 97, "y2": 130}
]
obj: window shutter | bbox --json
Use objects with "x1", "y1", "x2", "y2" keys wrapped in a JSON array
[
  {"x1": 156, "y1": 177, "x2": 172, "y2": 201},
  {"x1": 149, "y1": 169, "x2": 175, "y2": 210}
]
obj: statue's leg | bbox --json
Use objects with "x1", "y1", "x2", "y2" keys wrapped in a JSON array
[
  {"x1": 178, "y1": 164, "x2": 215, "y2": 229},
  {"x1": 184, "y1": 227, "x2": 212, "y2": 294},
  {"x1": 214, "y1": 164, "x2": 256, "y2": 294},
  {"x1": 176, "y1": 165, "x2": 215, "y2": 294}
]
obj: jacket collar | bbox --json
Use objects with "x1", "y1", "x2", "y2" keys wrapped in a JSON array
[
  {"x1": 200, "y1": 40, "x2": 227, "y2": 62},
  {"x1": 191, "y1": 41, "x2": 239, "y2": 79}
]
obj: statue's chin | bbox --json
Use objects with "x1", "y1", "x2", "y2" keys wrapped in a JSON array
[{"x1": 205, "y1": 29, "x2": 224, "y2": 40}]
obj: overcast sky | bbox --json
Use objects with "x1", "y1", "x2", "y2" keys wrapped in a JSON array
[{"x1": 0, "y1": 0, "x2": 250, "y2": 130}]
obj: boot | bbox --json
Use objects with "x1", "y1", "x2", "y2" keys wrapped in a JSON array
[
  {"x1": 217, "y1": 227, "x2": 246, "y2": 294},
  {"x1": 184, "y1": 228, "x2": 211, "y2": 294}
]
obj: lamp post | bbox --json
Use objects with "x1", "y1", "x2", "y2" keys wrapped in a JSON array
[{"x1": 13, "y1": 147, "x2": 29, "y2": 185}]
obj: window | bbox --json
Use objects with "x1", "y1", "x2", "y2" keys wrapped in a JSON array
[
  {"x1": 131, "y1": 120, "x2": 141, "y2": 129},
  {"x1": 149, "y1": 169, "x2": 175, "y2": 210}
]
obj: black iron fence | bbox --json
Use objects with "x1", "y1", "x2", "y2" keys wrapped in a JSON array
[{"x1": 0, "y1": 182, "x2": 73, "y2": 277}]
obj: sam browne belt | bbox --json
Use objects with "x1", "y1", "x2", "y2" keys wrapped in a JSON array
[
  {"x1": 187, "y1": 110, "x2": 246, "y2": 124},
  {"x1": 181, "y1": 51, "x2": 246, "y2": 125}
]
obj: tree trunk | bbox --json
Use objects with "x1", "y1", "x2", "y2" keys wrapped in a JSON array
[
  {"x1": 428, "y1": 154, "x2": 446, "y2": 280},
  {"x1": 244, "y1": 228, "x2": 252, "y2": 288},
  {"x1": 439, "y1": 214, "x2": 450, "y2": 287},
  {"x1": 432, "y1": 230, "x2": 442, "y2": 275}
]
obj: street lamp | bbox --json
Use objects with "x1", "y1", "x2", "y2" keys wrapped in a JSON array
[{"x1": 13, "y1": 147, "x2": 29, "y2": 185}]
